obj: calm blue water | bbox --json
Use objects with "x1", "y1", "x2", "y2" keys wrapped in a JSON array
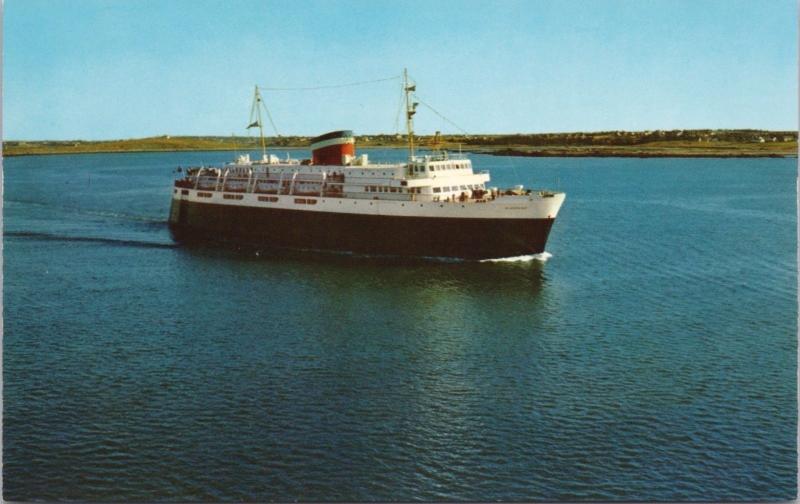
[{"x1": 3, "y1": 149, "x2": 797, "y2": 501}]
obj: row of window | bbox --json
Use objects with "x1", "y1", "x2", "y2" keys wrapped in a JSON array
[
  {"x1": 191, "y1": 185, "x2": 481, "y2": 201},
  {"x1": 365, "y1": 186, "x2": 401, "y2": 193},
  {"x1": 361, "y1": 186, "x2": 433, "y2": 194},
  {"x1": 432, "y1": 184, "x2": 485, "y2": 194},
  {"x1": 411, "y1": 163, "x2": 470, "y2": 173},
  {"x1": 255, "y1": 195, "x2": 319, "y2": 205}
]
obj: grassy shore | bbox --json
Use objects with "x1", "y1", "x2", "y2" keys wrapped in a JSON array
[{"x1": 4, "y1": 129, "x2": 797, "y2": 158}]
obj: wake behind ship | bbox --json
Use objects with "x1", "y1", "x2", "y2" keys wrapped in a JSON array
[{"x1": 168, "y1": 72, "x2": 565, "y2": 260}]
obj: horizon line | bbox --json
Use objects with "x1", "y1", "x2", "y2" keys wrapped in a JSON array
[{"x1": 7, "y1": 128, "x2": 798, "y2": 143}]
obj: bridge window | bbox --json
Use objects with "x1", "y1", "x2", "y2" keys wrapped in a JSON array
[{"x1": 433, "y1": 187, "x2": 441, "y2": 193}]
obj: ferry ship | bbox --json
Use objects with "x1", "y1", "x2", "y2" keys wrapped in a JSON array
[{"x1": 169, "y1": 72, "x2": 565, "y2": 259}]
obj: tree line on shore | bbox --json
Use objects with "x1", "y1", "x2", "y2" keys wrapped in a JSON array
[{"x1": 5, "y1": 129, "x2": 796, "y2": 156}]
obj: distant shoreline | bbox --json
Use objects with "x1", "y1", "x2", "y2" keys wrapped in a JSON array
[
  {"x1": 5, "y1": 130, "x2": 797, "y2": 158},
  {"x1": 4, "y1": 147, "x2": 795, "y2": 159},
  {"x1": 473, "y1": 147, "x2": 796, "y2": 158}
]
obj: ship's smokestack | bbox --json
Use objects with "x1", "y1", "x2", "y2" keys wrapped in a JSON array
[{"x1": 310, "y1": 130, "x2": 355, "y2": 165}]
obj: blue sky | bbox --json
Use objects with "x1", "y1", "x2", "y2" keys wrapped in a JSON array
[{"x1": 4, "y1": 0, "x2": 797, "y2": 140}]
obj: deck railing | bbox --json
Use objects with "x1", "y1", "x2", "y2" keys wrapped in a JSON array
[{"x1": 178, "y1": 174, "x2": 345, "y2": 197}]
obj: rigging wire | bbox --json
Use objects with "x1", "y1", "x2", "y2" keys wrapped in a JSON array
[
  {"x1": 252, "y1": 73, "x2": 470, "y2": 142},
  {"x1": 258, "y1": 75, "x2": 401, "y2": 91},
  {"x1": 255, "y1": 75, "x2": 401, "y2": 135},
  {"x1": 412, "y1": 94, "x2": 470, "y2": 136},
  {"x1": 260, "y1": 94, "x2": 280, "y2": 137}
]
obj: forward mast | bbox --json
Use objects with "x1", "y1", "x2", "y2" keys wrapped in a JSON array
[{"x1": 404, "y1": 68, "x2": 418, "y2": 161}]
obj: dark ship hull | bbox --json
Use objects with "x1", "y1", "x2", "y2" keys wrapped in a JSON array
[{"x1": 169, "y1": 199, "x2": 555, "y2": 260}]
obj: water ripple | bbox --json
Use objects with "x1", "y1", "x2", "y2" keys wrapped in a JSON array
[{"x1": 3, "y1": 152, "x2": 796, "y2": 501}]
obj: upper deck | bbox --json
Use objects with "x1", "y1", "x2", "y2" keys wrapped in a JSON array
[{"x1": 176, "y1": 151, "x2": 504, "y2": 203}]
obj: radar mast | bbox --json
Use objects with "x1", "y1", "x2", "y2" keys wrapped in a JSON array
[
  {"x1": 247, "y1": 85, "x2": 267, "y2": 159},
  {"x1": 404, "y1": 68, "x2": 418, "y2": 160}
]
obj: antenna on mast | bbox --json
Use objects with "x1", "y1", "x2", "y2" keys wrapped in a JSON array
[
  {"x1": 247, "y1": 85, "x2": 267, "y2": 159},
  {"x1": 404, "y1": 68, "x2": 418, "y2": 160}
]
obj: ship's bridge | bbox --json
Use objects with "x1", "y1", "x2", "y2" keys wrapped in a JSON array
[{"x1": 407, "y1": 153, "x2": 475, "y2": 179}]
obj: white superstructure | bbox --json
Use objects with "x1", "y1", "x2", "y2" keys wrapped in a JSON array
[{"x1": 175, "y1": 150, "x2": 564, "y2": 220}]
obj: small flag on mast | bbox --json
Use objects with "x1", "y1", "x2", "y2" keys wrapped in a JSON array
[{"x1": 247, "y1": 121, "x2": 261, "y2": 129}]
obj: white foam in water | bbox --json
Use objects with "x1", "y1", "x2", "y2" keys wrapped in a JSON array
[{"x1": 480, "y1": 251, "x2": 553, "y2": 263}]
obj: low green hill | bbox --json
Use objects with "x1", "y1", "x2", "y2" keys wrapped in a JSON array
[{"x1": 4, "y1": 129, "x2": 796, "y2": 157}]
